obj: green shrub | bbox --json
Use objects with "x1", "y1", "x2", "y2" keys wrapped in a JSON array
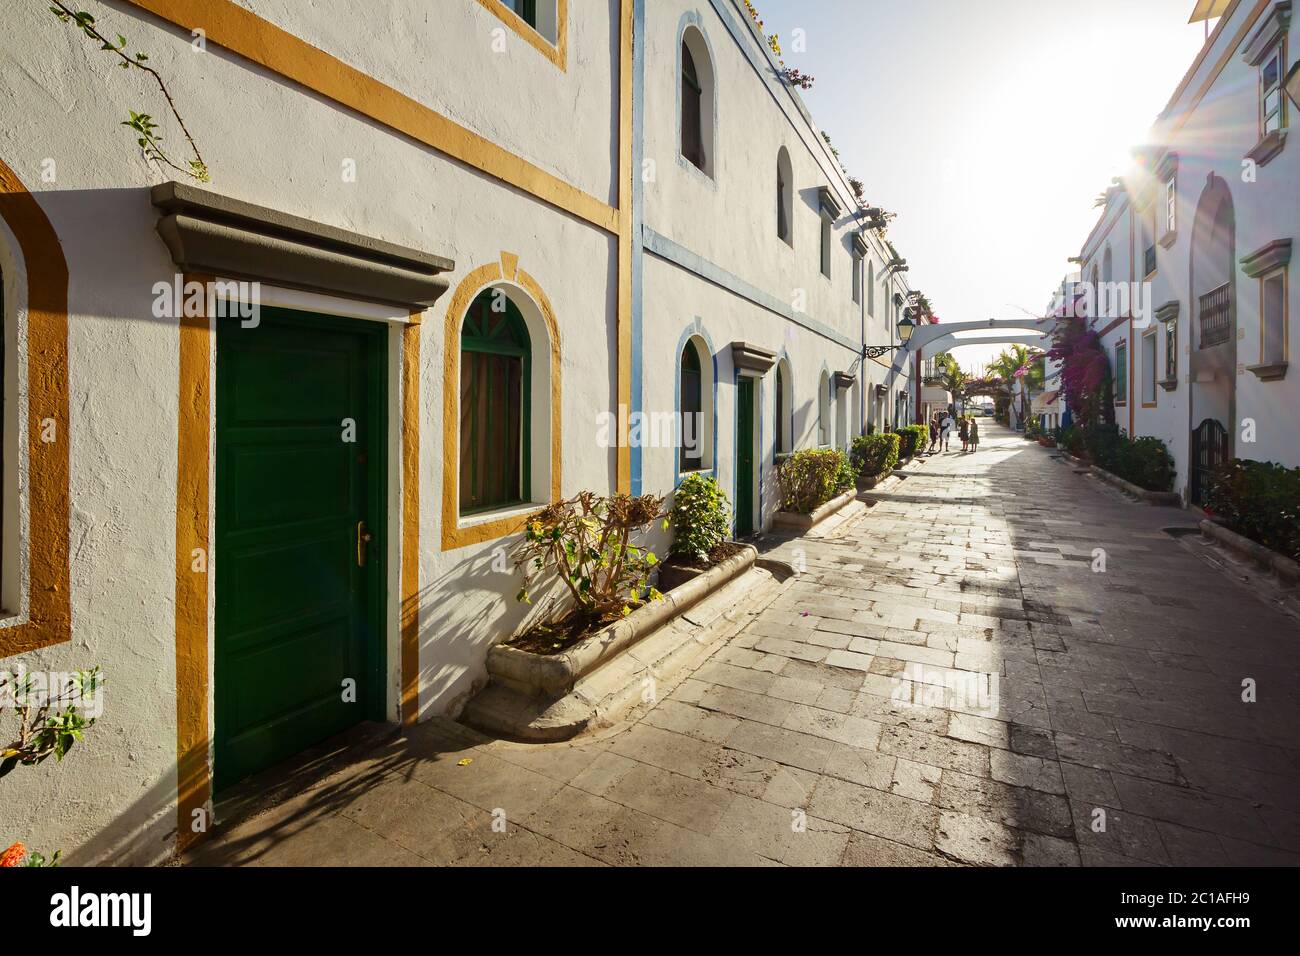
[
  {"x1": 897, "y1": 424, "x2": 929, "y2": 459},
  {"x1": 1114, "y1": 436, "x2": 1176, "y2": 492},
  {"x1": 1205, "y1": 459, "x2": 1300, "y2": 562},
  {"x1": 834, "y1": 454, "x2": 856, "y2": 493},
  {"x1": 670, "y1": 473, "x2": 732, "y2": 561},
  {"x1": 851, "y1": 433, "x2": 900, "y2": 477},
  {"x1": 1056, "y1": 425, "x2": 1085, "y2": 458},
  {"x1": 778, "y1": 447, "x2": 850, "y2": 514},
  {"x1": 1078, "y1": 425, "x2": 1175, "y2": 492}
]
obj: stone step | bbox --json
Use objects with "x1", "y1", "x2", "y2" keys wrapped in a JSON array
[{"x1": 460, "y1": 564, "x2": 790, "y2": 742}]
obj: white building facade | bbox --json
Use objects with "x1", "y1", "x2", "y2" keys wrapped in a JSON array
[
  {"x1": 1075, "y1": 0, "x2": 1298, "y2": 502},
  {"x1": 0, "y1": 0, "x2": 919, "y2": 862}
]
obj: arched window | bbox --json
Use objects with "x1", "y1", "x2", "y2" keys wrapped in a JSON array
[
  {"x1": 680, "y1": 340, "x2": 704, "y2": 471},
  {"x1": 460, "y1": 289, "x2": 530, "y2": 514},
  {"x1": 776, "y1": 147, "x2": 793, "y2": 245},
  {"x1": 817, "y1": 370, "x2": 831, "y2": 446},
  {"x1": 774, "y1": 359, "x2": 793, "y2": 454},
  {"x1": 680, "y1": 27, "x2": 714, "y2": 176}
]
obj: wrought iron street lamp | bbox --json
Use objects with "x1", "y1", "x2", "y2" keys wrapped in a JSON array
[{"x1": 862, "y1": 314, "x2": 915, "y2": 359}]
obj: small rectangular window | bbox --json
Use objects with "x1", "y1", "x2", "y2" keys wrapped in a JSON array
[
  {"x1": 1164, "y1": 178, "x2": 1176, "y2": 235},
  {"x1": 1262, "y1": 50, "x2": 1284, "y2": 135},
  {"x1": 1115, "y1": 342, "x2": 1128, "y2": 404},
  {"x1": 1262, "y1": 271, "x2": 1286, "y2": 365},
  {"x1": 820, "y1": 216, "x2": 831, "y2": 279},
  {"x1": 852, "y1": 258, "x2": 862, "y2": 304}
]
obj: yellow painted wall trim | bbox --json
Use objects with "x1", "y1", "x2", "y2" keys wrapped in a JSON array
[
  {"x1": 174, "y1": 271, "x2": 213, "y2": 853},
  {"x1": 0, "y1": 158, "x2": 71, "y2": 658},
  {"x1": 121, "y1": 0, "x2": 617, "y2": 234},
  {"x1": 473, "y1": 0, "x2": 568, "y2": 72},
  {"x1": 400, "y1": 319, "x2": 421, "y2": 727},
  {"x1": 441, "y1": 259, "x2": 562, "y2": 551},
  {"x1": 500, "y1": 251, "x2": 519, "y2": 281}
]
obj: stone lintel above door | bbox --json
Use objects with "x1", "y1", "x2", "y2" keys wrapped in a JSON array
[{"x1": 151, "y1": 181, "x2": 455, "y2": 310}]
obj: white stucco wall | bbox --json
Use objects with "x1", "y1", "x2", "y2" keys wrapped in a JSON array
[
  {"x1": 0, "y1": 0, "x2": 620, "y2": 863},
  {"x1": 1076, "y1": 0, "x2": 1299, "y2": 493},
  {"x1": 0, "y1": 0, "x2": 922, "y2": 864}
]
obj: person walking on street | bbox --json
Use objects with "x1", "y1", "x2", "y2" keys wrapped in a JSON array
[
  {"x1": 928, "y1": 415, "x2": 940, "y2": 454},
  {"x1": 939, "y1": 411, "x2": 954, "y2": 451},
  {"x1": 958, "y1": 415, "x2": 970, "y2": 452},
  {"x1": 968, "y1": 415, "x2": 980, "y2": 453}
]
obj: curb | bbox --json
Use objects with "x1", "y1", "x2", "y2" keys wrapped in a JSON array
[{"x1": 1199, "y1": 520, "x2": 1300, "y2": 587}]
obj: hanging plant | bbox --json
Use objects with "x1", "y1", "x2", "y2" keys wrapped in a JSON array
[{"x1": 783, "y1": 67, "x2": 814, "y2": 89}]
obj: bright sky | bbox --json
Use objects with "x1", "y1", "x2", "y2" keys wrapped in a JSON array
[{"x1": 756, "y1": 0, "x2": 1211, "y2": 372}]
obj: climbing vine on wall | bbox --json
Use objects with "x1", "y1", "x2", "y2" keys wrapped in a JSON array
[{"x1": 47, "y1": 2, "x2": 210, "y2": 182}]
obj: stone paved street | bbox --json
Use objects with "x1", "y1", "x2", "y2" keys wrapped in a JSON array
[{"x1": 188, "y1": 424, "x2": 1300, "y2": 867}]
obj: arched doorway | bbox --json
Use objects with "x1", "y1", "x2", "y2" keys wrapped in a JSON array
[{"x1": 1188, "y1": 174, "x2": 1236, "y2": 502}]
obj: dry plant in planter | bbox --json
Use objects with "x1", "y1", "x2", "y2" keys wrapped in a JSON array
[{"x1": 512, "y1": 491, "x2": 668, "y2": 648}]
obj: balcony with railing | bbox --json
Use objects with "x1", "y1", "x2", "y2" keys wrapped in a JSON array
[{"x1": 1198, "y1": 283, "x2": 1231, "y2": 348}]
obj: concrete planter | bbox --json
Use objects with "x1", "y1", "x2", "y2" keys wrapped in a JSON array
[
  {"x1": 1058, "y1": 450, "x2": 1180, "y2": 506},
  {"x1": 487, "y1": 544, "x2": 757, "y2": 699},
  {"x1": 772, "y1": 487, "x2": 858, "y2": 531},
  {"x1": 1200, "y1": 520, "x2": 1300, "y2": 587},
  {"x1": 856, "y1": 469, "x2": 894, "y2": 491},
  {"x1": 657, "y1": 560, "x2": 707, "y2": 593}
]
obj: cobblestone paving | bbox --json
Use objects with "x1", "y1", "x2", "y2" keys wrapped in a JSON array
[{"x1": 190, "y1": 424, "x2": 1300, "y2": 867}]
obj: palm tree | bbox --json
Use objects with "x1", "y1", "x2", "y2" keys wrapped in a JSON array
[
  {"x1": 934, "y1": 353, "x2": 968, "y2": 414},
  {"x1": 989, "y1": 345, "x2": 1045, "y2": 426}
]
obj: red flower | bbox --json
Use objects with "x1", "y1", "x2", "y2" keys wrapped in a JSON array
[{"x1": 0, "y1": 842, "x2": 27, "y2": 867}]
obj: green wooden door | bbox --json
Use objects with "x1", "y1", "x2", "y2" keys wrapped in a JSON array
[
  {"x1": 215, "y1": 307, "x2": 386, "y2": 791},
  {"x1": 736, "y1": 377, "x2": 755, "y2": 536}
]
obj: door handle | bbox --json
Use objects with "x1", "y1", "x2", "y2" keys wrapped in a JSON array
[{"x1": 356, "y1": 520, "x2": 374, "y2": 567}]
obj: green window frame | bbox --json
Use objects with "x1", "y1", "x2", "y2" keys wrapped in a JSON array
[
  {"x1": 680, "y1": 341, "x2": 704, "y2": 472},
  {"x1": 460, "y1": 290, "x2": 531, "y2": 515}
]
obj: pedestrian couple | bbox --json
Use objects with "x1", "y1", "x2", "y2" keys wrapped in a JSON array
[{"x1": 928, "y1": 411, "x2": 954, "y2": 452}]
